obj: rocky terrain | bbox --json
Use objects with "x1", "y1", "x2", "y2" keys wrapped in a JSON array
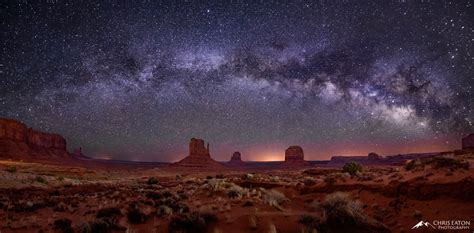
[
  {"x1": 0, "y1": 150, "x2": 472, "y2": 233},
  {"x1": 0, "y1": 118, "x2": 473, "y2": 232}
]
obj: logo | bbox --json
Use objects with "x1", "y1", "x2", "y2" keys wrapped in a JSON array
[
  {"x1": 411, "y1": 219, "x2": 471, "y2": 231},
  {"x1": 412, "y1": 221, "x2": 436, "y2": 229}
]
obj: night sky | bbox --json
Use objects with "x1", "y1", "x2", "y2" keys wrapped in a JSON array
[{"x1": 1, "y1": 1, "x2": 473, "y2": 162}]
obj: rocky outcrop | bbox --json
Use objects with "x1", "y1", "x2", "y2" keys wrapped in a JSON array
[
  {"x1": 281, "y1": 146, "x2": 309, "y2": 167},
  {"x1": 27, "y1": 128, "x2": 66, "y2": 149},
  {"x1": 227, "y1": 151, "x2": 246, "y2": 167},
  {"x1": 368, "y1": 152, "x2": 381, "y2": 160},
  {"x1": 189, "y1": 138, "x2": 210, "y2": 157},
  {"x1": 173, "y1": 138, "x2": 224, "y2": 169},
  {"x1": 462, "y1": 134, "x2": 474, "y2": 149},
  {"x1": 0, "y1": 118, "x2": 27, "y2": 141},
  {"x1": 231, "y1": 152, "x2": 241, "y2": 161},
  {"x1": 0, "y1": 118, "x2": 71, "y2": 160},
  {"x1": 285, "y1": 146, "x2": 304, "y2": 161}
]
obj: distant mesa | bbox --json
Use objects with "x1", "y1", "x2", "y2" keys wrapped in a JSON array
[
  {"x1": 0, "y1": 118, "x2": 71, "y2": 161},
  {"x1": 285, "y1": 146, "x2": 305, "y2": 161},
  {"x1": 189, "y1": 138, "x2": 210, "y2": 157},
  {"x1": 231, "y1": 151, "x2": 242, "y2": 161},
  {"x1": 281, "y1": 145, "x2": 310, "y2": 167},
  {"x1": 172, "y1": 138, "x2": 224, "y2": 169},
  {"x1": 368, "y1": 152, "x2": 382, "y2": 160},
  {"x1": 227, "y1": 151, "x2": 246, "y2": 167},
  {"x1": 462, "y1": 133, "x2": 474, "y2": 150}
]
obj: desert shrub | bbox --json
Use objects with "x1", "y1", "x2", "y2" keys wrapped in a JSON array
[
  {"x1": 5, "y1": 165, "x2": 17, "y2": 173},
  {"x1": 96, "y1": 207, "x2": 121, "y2": 218},
  {"x1": 243, "y1": 173, "x2": 254, "y2": 179},
  {"x1": 215, "y1": 174, "x2": 224, "y2": 179},
  {"x1": 321, "y1": 192, "x2": 369, "y2": 226},
  {"x1": 57, "y1": 176, "x2": 65, "y2": 181},
  {"x1": 263, "y1": 190, "x2": 288, "y2": 208},
  {"x1": 432, "y1": 157, "x2": 469, "y2": 170},
  {"x1": 242, "y1": 200, "x2": 254, "y2": 207},
  {"x1": 146, "y1": 191, "x2": 162, "y2": 200},
  {"x1": 35, "y1": 176, "x2": 48, "y2": 184},
  {"x1": 303, "y1": 177, "x2": 316, "y2": 186},
  {"x1": 343, "y1": 162, "x2": 362, "y2": 176},
  {"x1": 54, "y1": 218, "x2": 73, "y2": 233},
  {"x1": 206, "y1": 175, "x2": 213, "y2": 179},
  {"x1": 157, "y1": 205, "x2": 173, "y2": 216},
  {"x1": 404, "y1": 160, "x2": 417, "y2": 171},
  {"x1": 227, "y1": 184, "x2": 244, "y2": 199},
  {"x1": 324, "y1": 175, "x2": 336, "y2": 185},
  {"x1": 299, "y1": 215, "x2": 321, "y2": 233},
  {"x1": 168, "y1": 211, "x2": 217, "y2": 233},
  {"x1": 147, "y1": 177, "x2": 159, "y2": 185},
  {"x1": 89, "y1": 219, "x2": 111, "y2": 233},
  {"x1": 127, "y1": 202, "x2": 148, "y2": 224}
]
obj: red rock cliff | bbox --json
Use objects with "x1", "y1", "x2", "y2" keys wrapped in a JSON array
[
  {"x1": 285, "y1": 146, "x2": 304, "y2": 161},
  {"x1": 0, "y1": 118, "x2": 70, "y2": 160}
]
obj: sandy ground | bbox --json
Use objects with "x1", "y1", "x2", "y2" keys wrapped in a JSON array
[{"x1": 0, "y1": 152, "x2": 473, "y2": 233}]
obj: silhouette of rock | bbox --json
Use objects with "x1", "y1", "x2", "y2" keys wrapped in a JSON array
[
  {"x1": 368, "y1": 152, "x2": 381, "y2": 160},
  {"x1": 462, "y1": 133, "x2": 474, "y2": 149},
  {"x1": 173, "y1": 138, "x2": 224, "y2": 169},
  {"x1": 231, "y1": 152, "x2": 241, "y2": 161},
  {"x1": 189, "y1": 138, "x2": 210, "y2": 157},
  {"x1": 0, "y1": 118, "x2": 71, "y2": 160},
  {"x1": 285, "y1": 146, "x2": 304, "y2": 161},
  {"x1": 227, "y1": 151, "x2": 245, "y2": 167}
]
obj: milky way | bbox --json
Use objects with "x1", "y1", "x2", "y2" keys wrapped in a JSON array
[{"x1": 1, "y1": 1, "x2": 473, "y2": 161}]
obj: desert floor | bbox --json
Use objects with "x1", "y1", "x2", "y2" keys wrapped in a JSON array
[{"x1": 0, "y1": 153, "x2": 473, "y2": 233}]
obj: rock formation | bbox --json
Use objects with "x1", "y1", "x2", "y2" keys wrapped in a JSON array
[
  {"x1": 281, "y1": 146, "x2": 309, "y2": 167},
  {"x1": 189, "y1": 138, "x2": 210, "y2": 157},
  {"x1": 0, "y1": 118, "x2": 71, "y2": 161},
  {"x1": 462, "y1": 133, "x2": 474, "y2": 149},
  {"x1": 227, "y1": 151, "x2": 246, "y2": 167},
  {"x1": 231, "y1": 151, "x2": 241, "y2": 161},
  {"x1": 285, "y1": 146, "x2": 304, "y2": 161},
  {"x1": 173, "y1": 138, "x2": 224, "y2": 169},
  {"x1": 368, "y1": 152, "x2": 382, "y2": 160}
]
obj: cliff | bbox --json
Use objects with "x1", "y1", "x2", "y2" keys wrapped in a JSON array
[{"x1": 0, "y1": 118, "x2": 71, "y2": 161}]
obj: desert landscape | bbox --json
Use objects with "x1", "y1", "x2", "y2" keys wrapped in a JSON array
[
  {"x1": 0, "y1": 118, "x2": 473, "y2": 233},
  {"x1": 2, "y1": 1, "x2": 473, "y2": 233}
]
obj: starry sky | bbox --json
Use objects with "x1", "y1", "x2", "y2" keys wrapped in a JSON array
[{"x1": 1, "y1": 0, "x2": 473, "y2": 162}]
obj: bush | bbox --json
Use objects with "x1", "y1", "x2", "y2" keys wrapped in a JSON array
[
  {"x1": 404, "y1": 160, "x2": 417, "y2": 171},
  {"x1": 147, "y1": 177, "x2": 159, "y2": 185},
  {"x1": 263, "y1": 190, "x2": 288, "y2": 208},
  {"x1": 5, "y1": 165, "x2": 17, "y2": 173},
  {"x1": 215, "y1": 174, "x2": 224, "y2": 179},
  {"x1": 168, "y1": 211, "x2": 217, "y2": 233},
  {"x1": 96, "y1": 207, "x2": 121, "y2": 218},
  {"x1": 432, "y1": 157, "x2": 469, "y2": 170},
  {"x1": 321, "y1": 192, "x2": 368, "y2": 225},
  {"x1": 299, "y1": 215, "x2": 320, "y2": 233},
  {"x1": 35, "y1": 176, "x2": 48, "y2": 184},
  {"x1": 227, "y1": 184, "x2": 244, "y2": 199},
  {"x1": 324, "y1": 175, "x2": 336, "y2": 185},
  {"x1": 54, "y1": 218, "x2": 73, "y2": 233},
  {"x1": 343, "y1": 162, "x2": 362, "y2": 176},
  {"x1": 127, "y1": 202, "x2": 148, "y2": 224}
]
